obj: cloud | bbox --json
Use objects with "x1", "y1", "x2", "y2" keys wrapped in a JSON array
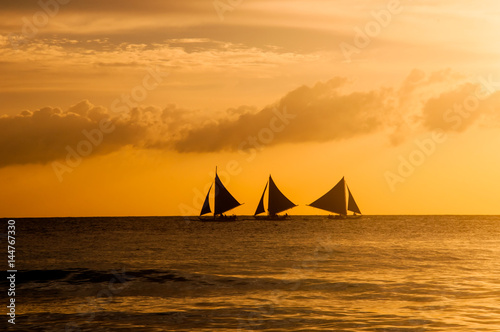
[
  {"x1": 0, "y1": 100, "x2": 147, "y2": 167},
  {"x1": 421, "y1": 82, "x2": 500, "y2": 132},
  {"x1": 421, "y1": 83, "x2": 481, "y2": 131},
  {"x1": 3, "y1": 70, "x2": 500, "y2": 168},
  {"x1": 388, "y1": 69, "x2": 475, "y2": 144},
  {"x1": 0, "y1": 99, "x2": 225, "y2": 167},
  {"x1": 0, "y1": 76, "x2": 395, "y2": 167},
  {"x1": 174, "y1": 78, "x2": 390, "y2": 152}
]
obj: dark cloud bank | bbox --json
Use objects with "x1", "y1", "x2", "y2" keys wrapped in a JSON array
[{"x1": 2, "y1": 70, "x2": 500, "y2": 168}]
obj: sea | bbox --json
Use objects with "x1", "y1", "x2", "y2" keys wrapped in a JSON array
[{"x1": 3, "y1": 215, "x2": 500, "y2": 331}]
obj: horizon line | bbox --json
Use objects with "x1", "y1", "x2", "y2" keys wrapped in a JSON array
[{"x1": 4, "y1": 214, "x2": 500, "y2": 219}]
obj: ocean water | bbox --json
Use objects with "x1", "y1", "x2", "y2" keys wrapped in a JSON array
[{"x1": 4, "y1": 215, "x2": 500, "y2": 331}]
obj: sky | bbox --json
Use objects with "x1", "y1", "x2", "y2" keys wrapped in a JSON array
[{"x1": 2, "y1": 0, "x2": 500, "y2": 217}]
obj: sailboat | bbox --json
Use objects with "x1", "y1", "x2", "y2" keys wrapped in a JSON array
[
  {"x1": 254, "y1": 175, "x2": 297, "y2": 220},
  {"x1": 308, "y1": 177, "x2": 361, "y2": 219},
  {"x1": 199, "y1": 168, "x2": 242, "y2": 221}
]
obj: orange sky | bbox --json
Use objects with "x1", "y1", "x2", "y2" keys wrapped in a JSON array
[{"x1": 2, "y1": 0, "x2": 500, "y2": 217}]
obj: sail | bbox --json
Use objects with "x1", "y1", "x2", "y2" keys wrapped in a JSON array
[
  {"x1": 309, "y1": 177, "x2": 347, "y2": 215},
  {"x1": 268, "y1": 175, "x2": 296, "y2": 215},
  {"x1": 200, "y1": 184, "x2": 212, "y2": 216},
  {"x1": 214, "y1": 173, "x2": 241, "y2": 215},
  {"x1": 254, "y1": 182, "x2": 268, "y2": 216},
  {"x1": 347, "y1": 186, "x2": 361, "y2": 214}
]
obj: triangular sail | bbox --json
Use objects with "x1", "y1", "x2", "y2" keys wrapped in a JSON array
[
  {"x1": 200, "y1": 184, "x2": 212, "y2": 216},
  {"x1": 268, "y1": 175, "x2": 296, "y2": 215},
  {"x1": 347, "y1": 186, "x2": 361, "y2": 214},
  {"x1": 214, "y1": 173, "x2": 241, "y2": 215},
  {"x1": 254, "y1": 182, "x2": 268, "y2": 216},
  {"x1": 309, "y1": 177, "x2": 347, "y2": 215}
]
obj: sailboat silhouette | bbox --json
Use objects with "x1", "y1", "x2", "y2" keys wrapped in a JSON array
[
  {"x1": 254, "y1": 175, "x2": 297, "y2": 220},
  {"x1": 308, "y1": 177, "x2": 362, "y2": 219},
  {"x1": 199, "y1": 168, "x2": 242, "y2": 221}
]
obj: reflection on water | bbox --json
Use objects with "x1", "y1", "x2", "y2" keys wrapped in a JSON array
[{"x1": 7, "y1": 215, "x2": 500, "y2": 331}]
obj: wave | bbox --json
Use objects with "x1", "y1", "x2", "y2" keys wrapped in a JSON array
[
  {"x1": 2, "y1": 268, "x2": 188, "y2": 285},
  {"x1": 1, "y1": 268, "x2": 462, "y2": 303}
]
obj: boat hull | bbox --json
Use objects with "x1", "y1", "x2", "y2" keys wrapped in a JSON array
[
  {"x1": 327, "y1": 214, "x2": 362, "y2": 220},
  {"x1": 198, "y1": 215, "x2": 238, "y2": 222},
  {"x1": 254, "y1": 215, "x2": 290, "y2": 220}
]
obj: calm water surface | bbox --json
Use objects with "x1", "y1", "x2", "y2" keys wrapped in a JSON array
[{"x1": 5, "y1": 215, "x2": 500, "y2": 331}]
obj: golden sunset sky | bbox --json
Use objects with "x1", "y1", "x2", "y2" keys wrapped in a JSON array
[{"x1": 2, "y1": 0, "x2": 500, "y2": 217}]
